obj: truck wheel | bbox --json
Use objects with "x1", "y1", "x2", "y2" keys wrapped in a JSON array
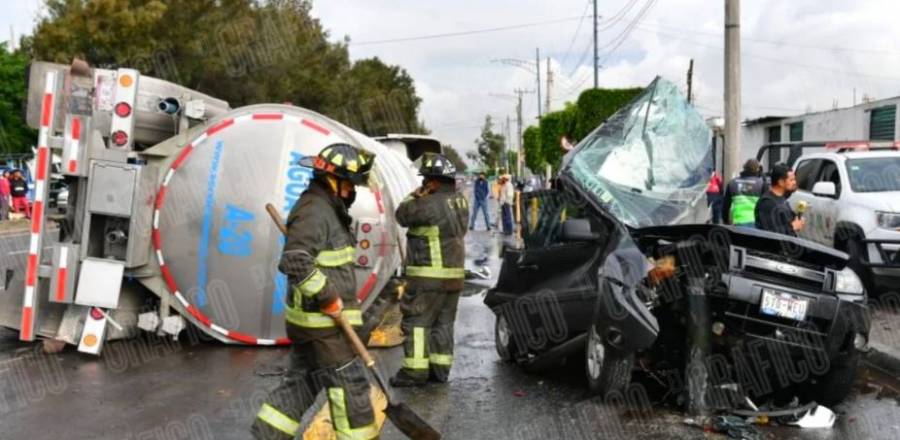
[
  {"x1": 845, "y1": 238, "x2": 875, "y2": 295},
  {"x1": 805, "y1": 350, "x2": 861, "y2": 406},
  {"x1": 495, "y1": 313, "x2": 518, "y2": 362},
  {"x1": 585, "y1": 323, "x2": 634, "y2": 396}
]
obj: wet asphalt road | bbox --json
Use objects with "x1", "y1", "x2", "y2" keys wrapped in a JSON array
[{"x1": 1, "y1": 197, "x2": 900, "y2": 438}]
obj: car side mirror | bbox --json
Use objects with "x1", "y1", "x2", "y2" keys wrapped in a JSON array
[
  {"x1": 812, "y1": 181, "x2": 837, "y2": 198},
  {"x1": 561, "y1": 219, "x2": 600, "y2": 242}
]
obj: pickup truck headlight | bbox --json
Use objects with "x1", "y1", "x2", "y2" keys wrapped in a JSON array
[
  {"x1": 834, "y1": 267, "x2": 865, "y2": 295},
  {"x1": 877, "y1": 211, "x2": 900, "y2": 230}
]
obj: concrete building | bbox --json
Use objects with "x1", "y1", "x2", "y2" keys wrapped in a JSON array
[{"x1": 740, "y1": 96, "x2": 899, "y2": 165}]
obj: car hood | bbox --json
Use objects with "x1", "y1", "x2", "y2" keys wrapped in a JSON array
[
  {"x1": 559, "y1": 77, "x2": 713, "y2": 228},
  {"x1": 846, "y1": 191, "x2": 900, "y2": 213}
]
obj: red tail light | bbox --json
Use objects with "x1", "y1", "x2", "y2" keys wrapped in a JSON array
[
  {"x1": 361, "y1": 223, "x2": 372, "y2": 233},
  {"x1": 115, "y1": 102, "x2": 132, "y2": 118},
  {"x1": 112, "y1": 130, "x2": 129, "y2": 146},
  {"x1": 358, "y1": 256, "x2": 369, "y2": 266}
]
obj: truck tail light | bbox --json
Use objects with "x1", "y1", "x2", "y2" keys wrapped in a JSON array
[
  {"x1": 114, "y1": 102, "x2": 132, "y2": 118},
  {"x1": 112, "y1": 130, "x2": 129, "y2": 146},
  {"x1": 358, "y1": 256, "x2": 369, "y2": 266}
]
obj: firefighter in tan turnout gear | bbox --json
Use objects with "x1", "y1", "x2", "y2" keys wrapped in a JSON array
[
  {"x1": 390, "y1": 153, "x2": 469, "y2": 387},
  {"x1": 252, "y1": 143, "x2": 379, "y2": 440}
]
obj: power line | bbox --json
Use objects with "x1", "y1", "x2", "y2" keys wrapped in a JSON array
[
  {"x1": 558, "y1": 1, "x2": 593, "y2": 68},
  {"x1": 351, "y1": 15, "x2": 587, "y2": 46}
]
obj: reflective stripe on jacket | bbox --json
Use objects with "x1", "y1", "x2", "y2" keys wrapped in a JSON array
[
  {"x1": 279, "y1": 180, "x2": 360, "y2": 329},
  {"x1": 396, "y1": 184, "x2": 468, "y2": 290},
  {"x1": 724, "y1": 175, "x2": 765, "y2": 225}
]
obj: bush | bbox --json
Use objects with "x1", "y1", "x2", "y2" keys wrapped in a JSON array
[{"x1": 573, "y1": 87, "x2": 644, "y2": 141}]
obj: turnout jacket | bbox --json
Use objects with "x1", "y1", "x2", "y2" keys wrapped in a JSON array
[{"x1": 397, "y1": 184, "x2": 469, "y2": 291}]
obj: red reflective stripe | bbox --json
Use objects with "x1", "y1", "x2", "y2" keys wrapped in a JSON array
[
  {"x1": 31, "y1": 202, "x2": 43, "y2": 233},
  {"x1": 187, "y1": 305, "x2": 211, "y2": 327},
  {"x1": 379, "y1": 231, "x2": 389, "y2": 257},
  {"x1": 227, "y1": 331, "x2": 257, "y2": 344},
  {"x1": 56, "y1": 268, "x2": 67, "y2": 301},
  {"x1": 374, "y1": 191, "x2": 385, "y2": 214},
  {"x1": 160, "y1": 264, "x2": 177, "y2": 293},
  {"x1": 36, "y1": 148, "x2": 48, "y2": 181},
  {"x1": 68, "y1": 160, "x2": 77, "y2": 173},
  {"x1": 40, "y1": 93, "x2": 52, "y2": 127},
  {"x1": 71, "y1": 117, "x2": 81, "y2": 139},
  {"x1": 357, "y1": 273, "x2": 377, "y2": 302},
  {"x1": 151, "y1": 228, "x2": 162, "y2": 250},
  {"x1": 20, "y1": 308, "x2": 33, "y2": 340},
  {"x1": 155, "y1": 187, "x2": 167, "y2": 210},
  {"x1": 171, "y1": 145, "x2": 193, "y2": 170},
  {"x1": 301, "y1": 119, "x2": 329, "y2": 135},
  {"x1": 275, "y1": 337, "x2": 291, "y2": 345},
  {"x1": 206, "y1": 118, "x2": 234, "y2": 137},
  {"x1": 26, "y1": 255, "x2": 38, "y2": 287},
  {"x1": 252, "y1": 113, "x2": 283, "y2": 120}
]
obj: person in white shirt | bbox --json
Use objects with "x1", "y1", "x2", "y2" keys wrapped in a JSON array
[{"x1": 498, "y1": 174, "x2": 515, "y2": 235}]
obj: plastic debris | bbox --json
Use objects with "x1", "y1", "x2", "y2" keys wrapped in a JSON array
[
  {"x1": 712, "y1": 415, "x2": 763, "y2": 440},
  {"x1": 787, "y1": 405, "x2": 836, "y2": 429}
]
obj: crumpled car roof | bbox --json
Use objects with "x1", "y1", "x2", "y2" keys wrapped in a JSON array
[{"x1": 560, "y1": 77, "x2": 713, "y2": 228}]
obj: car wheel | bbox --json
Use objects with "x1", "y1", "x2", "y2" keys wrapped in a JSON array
[
  {"x1": 804, "y1": 350, "x2": 861, "y2": 406},
  {"x1": 585, "y1": 323, "x2": 634, "y2": 396},
  {"x1": 845, "y1": 238, "x2": 875, "y2": 295},
  {"x1": 494, "y1": 313, "x2": 517, "y2": 362}
]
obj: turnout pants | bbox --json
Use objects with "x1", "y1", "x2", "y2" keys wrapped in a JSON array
[
  {"x1": 396, "y1": 287, "x2": 461, "y2": 383},
  {"x1": 251, "y1": 326, "x2": 377, "y2": 440}
]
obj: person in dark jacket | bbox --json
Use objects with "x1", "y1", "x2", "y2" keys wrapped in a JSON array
[
  {"x1": 723, "y1": 159, "x2": 766, "y2": 228},
  {"x1": 755, "y1": 163, "x2": 804, "y2": 237},
  {"x1": 252, "y1": 144, "x2": 379, "y2": 440},
  {"x1": 391, "y1": 153, "x2": 468, "y2": 387},
  {"x1": 9, "y1": 170, "x2": 30, "y2": 219},
  {"x1": 469, "y1": 173, "x2": 491, "y2": 230}
]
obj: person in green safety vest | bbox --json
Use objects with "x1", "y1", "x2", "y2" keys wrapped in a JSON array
[{"x1": 723, "y1": 159, "x2": 767, "y2": 228}]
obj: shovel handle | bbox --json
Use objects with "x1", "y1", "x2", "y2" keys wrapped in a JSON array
[
  {"x1": 266, "y1": 203, "x2": 289, "y2": 235},
  {"x1": 333, "y1": 313, "x2": 376, "y2": 368}
]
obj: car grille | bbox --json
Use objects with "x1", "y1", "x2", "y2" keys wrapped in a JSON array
[{"x1": 732, "y1": 248, "x2": 828, "y2": 292}]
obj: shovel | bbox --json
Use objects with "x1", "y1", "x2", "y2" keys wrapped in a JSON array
[{"x1": 264, "y1": 203, "x2": 441, "y2": 440}]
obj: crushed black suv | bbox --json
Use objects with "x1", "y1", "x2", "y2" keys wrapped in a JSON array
[{"x1": 485, "y1": 78, "x2": 871, "y2": 408}]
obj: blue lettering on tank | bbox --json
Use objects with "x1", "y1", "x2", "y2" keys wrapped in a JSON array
[
  {"x1": 274, "y1": 151, "x2": 313, "y2": 314},
  {"x1": 197, "y1": 140, "x2": 225, "y2": 308},
  {"x1": 218, "y1": 204, "x2": 255, "y2": 257}
]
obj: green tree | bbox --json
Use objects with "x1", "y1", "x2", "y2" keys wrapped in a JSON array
[
  {"x1": 522, "y1": 125, "x2": 542, "y2": 173},
  {"x1": 473, "y1": 115, "x2": 505, "y2": 173},
  {"x1": 539, "y1": 103, "x2": 577, "y2": 171},
  {"x1": 0, "y1": 44, "x2": 36, "y2": 154},
  {"x1": 24, "y1": 0, "x2": 425, "y2": 135},
  {"x1": 441, "y1": 144, "x2": 468, "y2": 174}
]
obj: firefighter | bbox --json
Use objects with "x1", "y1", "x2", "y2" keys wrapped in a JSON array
[
  {"x1": 390, "y1": 153, "x2": 468, "y2": 387},
  {"x1": 722, "y1": 159, "x2": 766, "y2": 228},
  {"x1": 252, "y1": 143, "x2": 378, "y2": 440}
]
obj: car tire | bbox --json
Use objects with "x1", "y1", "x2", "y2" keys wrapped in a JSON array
[
  {"x1": 805, "y1": 350, "x2": 861, "y2": 406},
  {"x1": 844, "y1": 238, "x2": 875, "y2": 295},
  {"x1": 495, "y1": 313, "x2": 518, "y2": 362},
  {"x1": 585, "y1": 323, "x2": 634, "y2": 396}
]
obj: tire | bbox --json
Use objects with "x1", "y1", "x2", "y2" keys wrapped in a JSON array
[
  {"x1": 805, "y1": 350, "x2": 861, "y2": 406},
  {"x1": 585, "y1": 323, "x2": 634, "y2": 396},
  {"x1": 495, "y1": 313, "x2": 518, "y2": 362},
  {"x1": 844, "y1": 238, "x2": 875, "y2": 295}
]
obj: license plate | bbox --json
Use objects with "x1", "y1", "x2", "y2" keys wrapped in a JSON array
[{"x1": 760, "y1": 289, "x2": 808, "y2": 321}]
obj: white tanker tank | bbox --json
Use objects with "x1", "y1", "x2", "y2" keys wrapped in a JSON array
[{"x1": 1, "y1": 61, "x2": 418, "y2": 353}]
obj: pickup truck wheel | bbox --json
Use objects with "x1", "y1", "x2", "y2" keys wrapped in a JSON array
[
  {"x1": 585, "y1": 323, "x2": 634, "y2": 396},
  {"x1": 495, "y1": 313, "x2": 517, "y2": 362},
  {"x1": 804, "y1": 350, "x2": 861, "y2": 406},
  {"x1": 845, "y1": 238, "x2": 875, "y2": 295}
]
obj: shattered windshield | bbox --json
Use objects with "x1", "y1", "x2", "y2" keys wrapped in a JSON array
[{"x1": 562, "y1": 78, "x2": 713, "y2": 228}]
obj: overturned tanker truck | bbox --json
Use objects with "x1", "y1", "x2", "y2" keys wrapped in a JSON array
[{"x1": 0, "y1": 60, "x2": 420, "y2": 355}]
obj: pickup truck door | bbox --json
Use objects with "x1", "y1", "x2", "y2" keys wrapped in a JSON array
[
  {"x1": 808, "y1": 159, "x2": 842, "y2": 247},
  {"x1": 791, "y1": 159, "x2": 823, "y2": 243}
]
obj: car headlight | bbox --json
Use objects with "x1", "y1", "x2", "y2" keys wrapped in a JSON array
[
  {"x1": 834, "y1": 267, "x2": 865, "y2": 295},
  {"x1": 876, "y1": 211, "x2": 900, "y2": 230}
]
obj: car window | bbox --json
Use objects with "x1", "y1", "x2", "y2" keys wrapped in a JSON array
[
  {"x1": 846, "y1": 157, "x2": 900, "y2": 192},
  {"x1": 816, "y1": 160, "x2": 841, "y2": 196},
  {"x1": 794, "y1": 159, "x2": 820, "y2": 192},
  {"x1": 521, "y1": 190, "x2": 566, "y2": 249}
]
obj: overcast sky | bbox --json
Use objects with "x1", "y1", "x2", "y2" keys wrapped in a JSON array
[{"x1": 4, "y1": 1, "x2": 900, "y2": 160}]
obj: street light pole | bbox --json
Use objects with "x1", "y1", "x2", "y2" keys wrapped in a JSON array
[{"x1": 536, "y1": 48, "x2": 542, "y2": 118}]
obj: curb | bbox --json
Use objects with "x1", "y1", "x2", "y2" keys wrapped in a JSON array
[{"x1": 862, "y1": 341, "x2": 900, "y2": 378}]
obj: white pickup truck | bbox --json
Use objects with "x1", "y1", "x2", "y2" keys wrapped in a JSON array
[{"x1": 787, "y1": 145, "x2": 900, "y2": 295}]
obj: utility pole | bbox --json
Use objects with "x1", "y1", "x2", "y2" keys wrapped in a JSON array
[
  {"x1": 593, "y1": 0, "x2": 599, "y2": 89},
  {"x1": 545, "y1": 57, "x2": 553, "y2": 113},
  {"x1": 536, "y1": 48, "x2": 543, "y2": 118},
  {"x1": 8, "y1": 26, "x2": 15, "y2": 52},
  {"x1": 724, "y1": 0, "x2": 741, "y2": 180},
  {"x1": 686, "y1": 58, "x2": 694, "y2": 103},
  {"x1": 513, "y1": 89, "x2": 534, "y2": 177}
]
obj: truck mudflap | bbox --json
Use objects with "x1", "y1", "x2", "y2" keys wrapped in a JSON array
[{"x1": 594, "y1": 246, "x2": 659, "y2": 352}]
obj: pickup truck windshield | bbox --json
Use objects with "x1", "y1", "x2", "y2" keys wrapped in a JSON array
[
  {"x1": 564, "y1": 78, "x2": 712, "y2": 227},
  {"x1": 847, "y1": 157, "x2": 900, "y2": 192}
]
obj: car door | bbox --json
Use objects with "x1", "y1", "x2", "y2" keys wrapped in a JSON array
[
  {"x1": 808, "y1": 160, "x2": 842, "y2": 247},
  {"x1": 791, "y1": 158, "x2": 822, "y2": 243}
]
